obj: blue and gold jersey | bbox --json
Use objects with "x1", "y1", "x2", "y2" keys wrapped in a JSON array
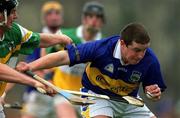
[{"x1": 66, "y1": 35, "x2": 166, "y2": 97}]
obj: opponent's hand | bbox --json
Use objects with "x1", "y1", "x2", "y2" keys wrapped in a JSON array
[
  {"x1": 16, "y1": 62, "x2": 31, "y2": 72},
  {"x1": 60, "y1": 34, "x2": 72, "y2": 45},
  {"x1": 34, "y1": 81, "x2": 57, "y2": 97},
  {"x1": 145, "y1": 84, "x2": 161, "y2": 101}
]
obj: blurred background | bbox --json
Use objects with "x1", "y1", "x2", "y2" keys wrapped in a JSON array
[{"x1": 5, "y1": 0, "x2": 180, "y2": 118}]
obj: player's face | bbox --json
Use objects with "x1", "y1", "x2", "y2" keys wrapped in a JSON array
[
  {"x1": 44, "y1": 10, "x2": 63, "y2": 29},
  {"x1": 121, "y1": 40, "x2": 150, "y2": 65},
  {"x1": 83, "y1": 13, "x2": 104, "y2": 33},
  {"x1": 6, "y1": 8, "x2": 18, "y2": 28}
]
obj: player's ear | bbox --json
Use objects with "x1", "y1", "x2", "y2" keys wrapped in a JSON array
[{"x1": 120, "y1": 39, "x2": 126, "y2": 47}]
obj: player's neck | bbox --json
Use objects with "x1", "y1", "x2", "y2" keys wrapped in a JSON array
[{"x1": 48, "y1": 26, "x2": 60, "y2": 34}]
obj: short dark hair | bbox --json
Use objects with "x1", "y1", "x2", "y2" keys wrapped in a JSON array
[
  {"x1": 120, "y1": 23, "x2": 150, "y2": 46},
  {"x1": 0, "y1": 0, "x2": 18, "y2": 15},
  {"x1": 82, "y1": 1, "x2": 105, "y2": 23}
]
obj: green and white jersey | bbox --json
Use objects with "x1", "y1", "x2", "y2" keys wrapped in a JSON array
[
  {"x1": 0, "y1": 22, "x2": 40, "y2": 64},
  {"x1": 0, "y1": 22, "x2": 40, "y2": 96}
]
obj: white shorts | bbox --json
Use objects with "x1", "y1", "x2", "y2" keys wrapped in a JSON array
[
  {"x1": 22, "y1": 91, "x2": 55, "y2": 118},
  {"x1": 53, "y1": 94, "x2": 69, "y2": 105},
  {"x1": 0, "y1": 105, "x2": 5, "y2": 118},
  {"x1": 53, "y1": 94, "x2": 82, "y2": 118},
  {"x1": 81, "y1": 90, "x2": 155, "y2": 118}
]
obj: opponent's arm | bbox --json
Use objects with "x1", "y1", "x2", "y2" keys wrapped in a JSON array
[
  {"x1": 0, "y1": 63, "x2": 45, "y2": 88},
  {"x1": 39, "y1": 33, "x2": 72, "y2": 48},
  {"x1": 17, "y1": 50, "x2": 70, "y2": 72}
]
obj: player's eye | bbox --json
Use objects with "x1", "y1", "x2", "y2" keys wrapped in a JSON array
[{"x1": 133, "y1": 48, "x2": 141, "y2": 52}]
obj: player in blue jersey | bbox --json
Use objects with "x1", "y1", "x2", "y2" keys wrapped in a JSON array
[{"x1": 16, "y1": 23, "x2": 166, "y2": 118}]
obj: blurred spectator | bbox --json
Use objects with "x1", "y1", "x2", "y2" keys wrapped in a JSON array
[
  {"x1": 45, "y1": 1, "x2": 106, "y2": 118},
  {"x1": 21, "y1": 1, "x2": 64, "y2": 118}
]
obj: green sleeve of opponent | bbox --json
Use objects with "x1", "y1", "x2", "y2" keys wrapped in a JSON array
[
  {"x1": 19, "y1": 32, "x2": 40, "y2": 55},
  {"x1": 11, "y1": 23, "x2": 40, "y2": 55},
  {"x1": 46, "y1": 46, "x2": 54, "y2": 54}
]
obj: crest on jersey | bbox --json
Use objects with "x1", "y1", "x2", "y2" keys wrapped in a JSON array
[
  {"x1": 129, "y1": 71, "x2": 142, "y2": 83},
  {"x1": 104, "y1": 64, "x2": 114, "y2": 73}
]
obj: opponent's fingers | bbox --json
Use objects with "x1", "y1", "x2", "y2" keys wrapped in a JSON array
[
  {"x1": 146, "y1": 87, "x2": 161, "y2": 101},
  {"x1": 37, "y1": 87, "x2": 56, "y2": 97},
  {"x1": 151, "y1": 92, "x2": 161, "y2": 97},
  {"x1": 46, "y1": 92, "x2": 57, "y2": 97},
  {"x1": 61, "y1": 34, "x2": 72, "y2": 44},
  {"x1": 145, "y1": 84, "x2": 159, "y2": 92},
  {"x1": 44, "y1": 86, "x2": 57, "y2": 97},
  {"x1": 16, "y1": 62, "x2": 30, "y2": 72},
  {"x1": 151, "y1": 87, "x2": 161, "y2": 94}
]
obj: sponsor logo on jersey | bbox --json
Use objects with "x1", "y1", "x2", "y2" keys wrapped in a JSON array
[
  {"x1": 118, "y1": 67, "x2": 127, "y2": 72},
  {"x1": 104, "y1": 64, "x2": 114, "y2": 73}
]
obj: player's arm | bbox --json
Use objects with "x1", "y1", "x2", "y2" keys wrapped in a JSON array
[
  {"x1": 39, "y1": 33, "x2": 72, "y2": 48},
  {"x1": 17, "y1": 24, "x2": 72, "y2": 52},
  {"x1": 143, "y1": 60, "x2": 167, "y2": 101},
  {"x1": 17, "y1": 50, "x2": 70, "y2": 72},
  {"x1": 17, "y1": 41, "x2": 98, "y2": 72},
  {"x1": 0, "y1": 63, "x2": 46, "y2": 89}
]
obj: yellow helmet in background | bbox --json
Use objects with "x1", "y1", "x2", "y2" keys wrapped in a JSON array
[{"x1": 41, "y1": 1, "x2": 63, "y2": 15}]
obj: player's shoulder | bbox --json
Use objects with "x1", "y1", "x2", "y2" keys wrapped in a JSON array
[
  {"x1": 86, "y1": 35, "x2": 120, "y2": 58},
  {"x1": 95, "y1": 35, "x2": 120, "y2": 48},
  {"x1": 9, "y1": 22, "x2": 21, "y2": 32},
  {"x1": 6, "y1": 22, "x2": 22, "y2": 40},
  {"x1": 144, "y1": 48, "x2": 160, "y2": 64},
  {"x1": 96, "y1": 35, "x2": 120, "y2": 44}
]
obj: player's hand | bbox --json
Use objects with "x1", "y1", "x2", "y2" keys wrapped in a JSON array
[
  {"x1": 34, "y1": 81, "x2": 57, "y2": 97},
  {"x1": 59, "y1": 34, "x2": 72, "y2": 45},
  {"x1": 16, "y1": 62, "x2": 31, "y2": 72},
  {"x1": 145, "y1": 84, "x2": 161, "y2": 101}
]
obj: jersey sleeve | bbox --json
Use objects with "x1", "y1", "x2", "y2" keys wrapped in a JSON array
[
  {"x1": 17, "y1": 24, "x2": 40, "y2": 55},
  {"x1": 46, "y1": 47, "x2": 54, "y2": 54},
  {"x1": 65, "y1": 41, "x2": 97, "y2": 66},
  {"x1": 142, "y1": 61, "x2": 167, "y2": 92}
]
